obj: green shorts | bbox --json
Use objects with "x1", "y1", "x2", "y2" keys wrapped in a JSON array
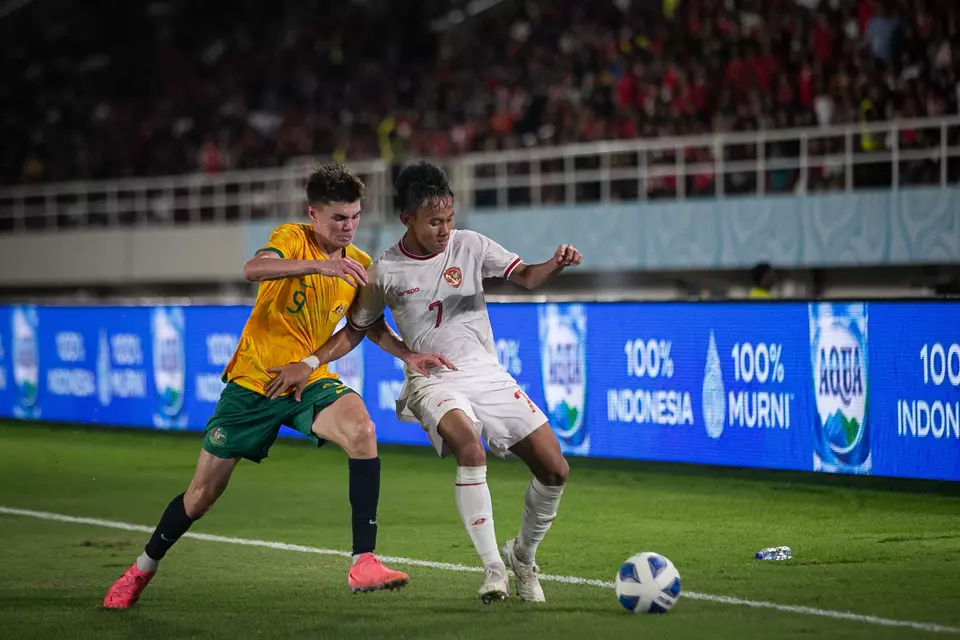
[{"x1": 202, "y1": 378, "x2": 356, "y2": 463}]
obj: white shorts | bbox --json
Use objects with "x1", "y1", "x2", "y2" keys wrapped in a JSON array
[{"x1": 396, "y1": 368, "x2": 547, "y2": 458}]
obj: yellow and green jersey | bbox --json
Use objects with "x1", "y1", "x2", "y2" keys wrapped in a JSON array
[{"x1": 222, "y1": 223, "x2": 371, "y2": 395}]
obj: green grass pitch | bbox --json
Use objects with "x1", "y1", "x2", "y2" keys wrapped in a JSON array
[{"x1": 0, "y1": 421, "x2": 958, "y2": 639}]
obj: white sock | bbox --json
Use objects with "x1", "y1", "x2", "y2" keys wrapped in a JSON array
[
  {"x1": 455, "y1": 466, "x2": 503, "y2": 570},
  {"x1": 136, "y1": 551, "x2": 159, "y2": 573},
  {"x1": 516, "y1": 477, "x2": 564, "y2": 564}
]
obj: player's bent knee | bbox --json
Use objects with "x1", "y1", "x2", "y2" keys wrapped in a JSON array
[
  {"x1": 540, "y1": 457, "x2": 569, "y2": 487},
  {"x1": 344, "y1": 418, "x2": 377, "y2": 459},
  {"x1": 455, "y1": 440, "x2": 486, "y2": 467}
]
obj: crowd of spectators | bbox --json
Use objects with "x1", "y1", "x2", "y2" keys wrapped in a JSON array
[{"x1": 3, "y1": 0, "x2": 959, "y2": 187}]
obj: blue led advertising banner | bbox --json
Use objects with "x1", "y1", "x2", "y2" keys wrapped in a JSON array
[{"x1": 1, "y1": 302, "x2": 957, "y2": 482}]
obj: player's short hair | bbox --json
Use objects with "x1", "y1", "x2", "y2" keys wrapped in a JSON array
[
  {"x1": 395, "y1": 161, "x2": 453, "y2": 214},
  {"x1": 305, "y1": 163, "x2": 365, "y2": 205}
]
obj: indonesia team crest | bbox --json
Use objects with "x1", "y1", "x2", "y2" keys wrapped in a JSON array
[{"x1": 443, "y1": 267, "x2": 462, "y2": 289}]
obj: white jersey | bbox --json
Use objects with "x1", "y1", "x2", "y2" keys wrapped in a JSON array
[
  {"x1": 349, "y1": 229, "x2": 522, "y2": 376},
  {"x1": 350, "y1": 229, "x2": 547, "y2": 456}
]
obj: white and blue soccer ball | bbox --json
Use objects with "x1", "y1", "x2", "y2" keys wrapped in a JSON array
[{"x1": 615, "y1": 552, "x2": 682, "y2": 614}]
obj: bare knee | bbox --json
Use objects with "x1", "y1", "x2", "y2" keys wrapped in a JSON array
[
  {"x1": 456, "y1": 442, "x2": 486, "y2": 467},
  {"x1": 437, "y1": 411, "x2": 486, "y2": 467},
  {"x1": 344, "y1": 418, "x2": 377, "y2": 459},
  {"x1": 538, "y1": 457, "x2": 569, "y2": 487},
  {"x1": 453, "y1": 440, "x2": 486, "y2": 467}
]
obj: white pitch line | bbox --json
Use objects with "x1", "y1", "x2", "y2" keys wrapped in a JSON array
[{"x1": 2, "y1": 506, "x2": 959, "y2": 635}]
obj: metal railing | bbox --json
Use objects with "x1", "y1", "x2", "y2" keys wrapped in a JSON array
[
  {"x1": 457, "y1": 116, "x2": 960, "y2": 210},
  {"x1": 0, "y1": 159, "x2": 392, "y2": 234},
  {"x1": 2, "y1": 117, "x2": 960, "y2": 233}
]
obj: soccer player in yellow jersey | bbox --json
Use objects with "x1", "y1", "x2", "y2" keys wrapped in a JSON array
[{"x1": 104, "y1": 164, "x2": 453, "y2": 609}]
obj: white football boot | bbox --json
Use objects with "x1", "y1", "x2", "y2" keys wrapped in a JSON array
[
  {"x1": 478, "y1": 564, "x2": 509, "y2": 603},
  {"x1": 501, "y1": 538, "x2": 545, "y2": 603}
]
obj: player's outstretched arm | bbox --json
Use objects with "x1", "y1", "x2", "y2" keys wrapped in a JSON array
[
  {"x1": 265, "y1": 322, "x2": 368, "y2": 400},
  {"x1": 315, "y1": 322, "x2": 368, "y2": 368},
  {"x1": 319, "y1": 323, "x2": 368, "y2": 364},
  {"x1": 366, "y1": 319, "x2": 457, "y2": 377},
  {"x1": 243, "y1": 251, "x2": 368, "y2": 286},
  {"x1": 508, "y1": 243, "x2": 582, "y2": 290},
  {"x1": 347, "y1": 266, "x2": 454, "y2": 376}
]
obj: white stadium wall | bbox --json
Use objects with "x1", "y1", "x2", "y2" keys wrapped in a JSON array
[{"x1": 0, "y1": 225, "x2": 247, "y2": 286}]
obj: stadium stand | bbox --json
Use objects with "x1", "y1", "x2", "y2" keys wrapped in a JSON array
[{"x1": 3, "y1": 0, "x2": 958, "y2": 185}]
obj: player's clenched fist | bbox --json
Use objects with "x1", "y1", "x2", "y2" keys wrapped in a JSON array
[
  {"x1": 316, "y1": 257, "x2": 369, "y2": 286},
  {"x1": 553, "y1": 244, "x2": 582, "y2": 267}
]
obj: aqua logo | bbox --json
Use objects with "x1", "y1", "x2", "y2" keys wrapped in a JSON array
[
  {"x1": 818, "y1": 344, "x2": 863, "y2": 407},
  {"x1": 152, "y1": 307, "x2": 187, "y2": 428},
  {"x1": 809, "y1": 303, "x2": 870, "y2": 474},
  {"x1": 538, "y1": 304, "x2": 588, "y2": 455},
  {"x1": 701, "y1": 330, "x2": 726, "y2": 439},
  {"x1": 12, "y1": 306, "x2": 40, "y2": 418}
]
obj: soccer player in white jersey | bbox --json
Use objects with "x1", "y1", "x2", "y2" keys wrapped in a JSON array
[{"x1": 316, "y1": 161, "x2": 582, "y2": 603}]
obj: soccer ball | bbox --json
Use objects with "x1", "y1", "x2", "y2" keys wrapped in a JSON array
[{"x1": 615, "y1": 552, "x2": 682, "y2": 614}]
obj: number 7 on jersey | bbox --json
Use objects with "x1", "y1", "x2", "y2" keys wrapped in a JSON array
[{"x1": 428, "y1": 300, "x2": 443, "y2": 328}]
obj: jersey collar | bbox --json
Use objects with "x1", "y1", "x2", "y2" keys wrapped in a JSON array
[{"x1": 398, "y1": 238, "x2": 438, "y2": 261}]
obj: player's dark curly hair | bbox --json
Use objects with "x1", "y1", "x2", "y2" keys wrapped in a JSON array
[
  {"x1": 305, "y1": 163, "x2": 365, "y2": 205},
  {"x1": 395, "y1": 160, "x2": 454, "y2": 214}
]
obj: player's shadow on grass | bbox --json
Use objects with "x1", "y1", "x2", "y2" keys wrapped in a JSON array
[
  {"x1": 78, "y1": 537, "x2": 139, "y2": 551},
  {"x1": 418, "y1": 599, "x2": 631, "y2": 616},
  {"x1": 100, "y1": 608, "x2": 207, "y2": 639}
]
